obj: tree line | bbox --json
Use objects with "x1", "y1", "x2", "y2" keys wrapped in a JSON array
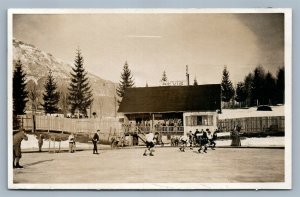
[
  {"x1": 221, "y1": 65, "x2": 285, "y2": 108},
  {"x1": 13, "y1": 52, "x2": 285, "y2": 120}
]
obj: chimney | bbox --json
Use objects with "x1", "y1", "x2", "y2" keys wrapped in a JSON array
[{"x1": 186, "y1": 65, "x2": 190, "y2": 86}]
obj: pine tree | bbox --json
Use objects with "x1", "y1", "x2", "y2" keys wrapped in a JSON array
[
  {"x1": 251, "y1": 66, "x2": 266, "y2": 106},
  {"x1": 275, "y1": 67, "x2": 285, "y2": 104},
  {"x1": 161, "y1": 70, "x2": 168, "y2": 84},
  {"x1": 13, "y1": 60, "x2": 28, "y2": 115},
  {"x1": 263, "y1": 72, "x2": 276, "y2": 105},
  {"x1": 235, "y1": 82, "x2": 248, "y2": 107},
  {"x1": 117, "y1": 61, "x2": 135, "y2": 104},
  {"x1": 42, "y1": 70, "x2": 60, "y2": 114},
  {"x1": 193, "y1": 76, "x2": 198, "y2": 86},
  {"x1": 145, "y1": 81, "x2": 148, "y2": 87},
  {"x1": 221, "y1": 66, "x2": 235, "y2": 103},
  {"x1": 68, "y1": 49, "x2": 93, "y2": 115},
  {"x1": 243, "y1": 73, "x2": 253, "y2": 107}
]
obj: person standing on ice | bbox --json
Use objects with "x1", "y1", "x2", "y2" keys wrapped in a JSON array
[
  {"x1": 13, "y1": 128, "x2": 28, "y2": 168},
  {"x1": 92, "y1": 130, "x2": 100, "y2": 154},
  {"x1": 231, "y1": 125, "x2": 241, "y2": 146},
  {"x1": 68, "y1": 133, "x2": 75, "y2": 153},
  {"x1": 37, "y1": 134, "x2": 43, "y2": 152}
]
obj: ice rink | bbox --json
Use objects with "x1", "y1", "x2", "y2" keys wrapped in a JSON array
[{"x1": 13, "y1": 147, "x2": 284, "y2": 184}]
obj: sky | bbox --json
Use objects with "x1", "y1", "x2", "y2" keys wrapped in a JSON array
[{"x1": 13, "y1": 13, "x2": 284, "y2": 87}]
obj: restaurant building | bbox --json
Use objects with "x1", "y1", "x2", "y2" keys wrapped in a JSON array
[{"x1": 118, "y1": 84, "x2": 221, "y2": 141}]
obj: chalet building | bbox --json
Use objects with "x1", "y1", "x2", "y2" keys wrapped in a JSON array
[{"x1": 118, "y1": 84, "x2": 221, "y2": 141}]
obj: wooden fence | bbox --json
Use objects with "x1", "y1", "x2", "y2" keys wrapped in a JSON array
[
  {"x1": 218, "y1": 116, "x2": 285, "y2": 133},
  {"x1": 21, "y1": 115, "x2": 122, "y2": 134},
  {"x1": 19, "y1": 115, "x2": 285, "y2": 135}
]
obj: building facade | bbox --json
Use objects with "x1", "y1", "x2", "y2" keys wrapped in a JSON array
[{"x1": 118, "y1": 84, "x2": 221, "y2": 139}]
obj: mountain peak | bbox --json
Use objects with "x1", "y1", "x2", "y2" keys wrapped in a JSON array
[{"x1": 13, "y1": 39, "x2": 118, "y2": 117}]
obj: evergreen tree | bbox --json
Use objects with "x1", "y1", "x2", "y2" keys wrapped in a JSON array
[
  {"x1": 117, "y1": 61, "x2": 135, "y2": 103},
  {"x1": 42, "y1": 70, "x2": 60, "y2": 114},
  {"x1": 243, "y1": 73, "x2": 253, "y2": 107},
  {"x1": 263, "y1": 72, "x2": 276, "y2": 105},
  {"x1": 160, "y1": 70, "x2": 168, "y2": 84},
  {"x1": 275, "y1": 67, "x2": 285, "y2": 104},
  {"x1": 193, "y1": 76, "x2": 198, "y2": 86},
  {"x1": 235, "y1": 82, "x2": 248, "y2": 107},
  {"x1": 13, "y1": 60, "x2": 28, "y2": 115},
  {"x1": 145, "y1": 81, "x2": 148, "y2": 87},
  {"x1": 68, "y1": 49, "x2": 93, "y2": 115},
  {"x1": 250, "y1": 66, "x2": 266, "y2": 106},
  {"x1": 221, "y1": 66, "x2": 235, "y2": 102}
]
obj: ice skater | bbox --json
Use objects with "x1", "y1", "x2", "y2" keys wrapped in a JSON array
[
  {"x1": 198, "y1": 129, "x2": 208, "y2": 153},
  {"x1": 207, "y1": 129, "x2": 216, "y2": 150},
  {"x1": 179, "y1": 133, "x2": 189, "y2": 152},
  {"x1": 143, "y1": 132, "x2": 159, "y2": 156},
  {"x1": 188, "y1": 130, "x2": 194, "y2": 150}
]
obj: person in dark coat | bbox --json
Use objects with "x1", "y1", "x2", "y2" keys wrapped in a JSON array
[
  {"x1": 68, "y1": 133, "x2": 76, "y2": 153},
  {"x1": 13, "y1": 129, "x2": 28, "y2": 168},
  {"x1": 92, "y1": 130, "x2": 100, "y2": 154},
  {"x1": 198, "y1": 129, "x2": 208, "y2": 153},
  {"x1": 188, "y1": 131, "x2": 194, "y2": 150},
  {"x1": 231, "y1": 125, "x2": 241, "y2": 146},
  {"x1": 37, "y1": 134, "x2": 43, "y2": 152},
  {"x1": 194, "y1": 129, "x2": 200, "y2": 145}
]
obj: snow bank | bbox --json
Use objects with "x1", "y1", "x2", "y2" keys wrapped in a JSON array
[
  {"x1": 21, "y1": 134, "x2": 284, "y2": 150},
  {"x1": 216, "y1": 136, "x2": 284, "y2": 147},
  {"x1": 219, "y1": 105, "x2": 284, "y2": 120},
  {"x1": 21, "y1": 134, "x2": 92, "y2": 150}
]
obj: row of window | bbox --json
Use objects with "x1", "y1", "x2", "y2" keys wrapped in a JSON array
[{"x1": 185, "y1": 115, "x2": 214, "y2": 126}]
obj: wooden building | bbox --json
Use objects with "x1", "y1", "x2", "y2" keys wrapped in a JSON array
[{"x1": 118, "y1": 84, "x2": 221, "y2": 137}]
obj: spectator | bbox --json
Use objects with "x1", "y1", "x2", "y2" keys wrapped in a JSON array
[
  {"x1": 68, "y1": 134, "x2": 75, "y2": 153},
  {"x1": 92, "y1": 130, "x2": 100, "y2": 154},
  {"x1": 231, "y1": 126, "x2": 241, "y2": 146},
  {"x1": 37, "y1": 134, "x2": 43, "y2": 152},
  {"x1": 13, "y1": 129, "x2": 28, "y2": 168}
]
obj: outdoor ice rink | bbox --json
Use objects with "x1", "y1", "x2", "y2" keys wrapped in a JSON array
[{"x1": 13, "y1": 147, "x2": 284, "y2": 184}]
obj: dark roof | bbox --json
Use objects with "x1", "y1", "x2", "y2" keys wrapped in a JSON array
[{"x1": 118, "y1": 84, "x2": 221, "y2": 113}]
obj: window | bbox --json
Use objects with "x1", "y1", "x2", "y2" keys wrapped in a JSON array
[{"x1": 185, "y1": 115, "x2": 213, "y2": 126}]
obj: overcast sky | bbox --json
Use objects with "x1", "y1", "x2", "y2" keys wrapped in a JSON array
[{"x1": 13, "y1": 13, "x2": 284, "y2": 87}]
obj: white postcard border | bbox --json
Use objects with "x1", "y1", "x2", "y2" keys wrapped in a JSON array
[{"x1": 7, "y1": 8, "x2": 292, "y2": 190}]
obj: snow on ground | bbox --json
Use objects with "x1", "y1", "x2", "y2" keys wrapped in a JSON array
[
  {"x1": 216, "y1": 132, "x2": 231, "y2": 137},
  {"x1": 216, "y1": 136, "x2": 284, "y2": 147},
  {"x1": 219, "y1": 105, "x2": 284, "y2": 119},
  {"x1": 21, "y1": 134, "x2": 284, "y2": 150},
  {"x1": 21, "y1": 134, "x2": 92, "y2": 150}
]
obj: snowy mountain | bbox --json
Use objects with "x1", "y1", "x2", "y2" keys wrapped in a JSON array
[{"x1": 13, "y1": 38, "x2": 118, "y2": 117}]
